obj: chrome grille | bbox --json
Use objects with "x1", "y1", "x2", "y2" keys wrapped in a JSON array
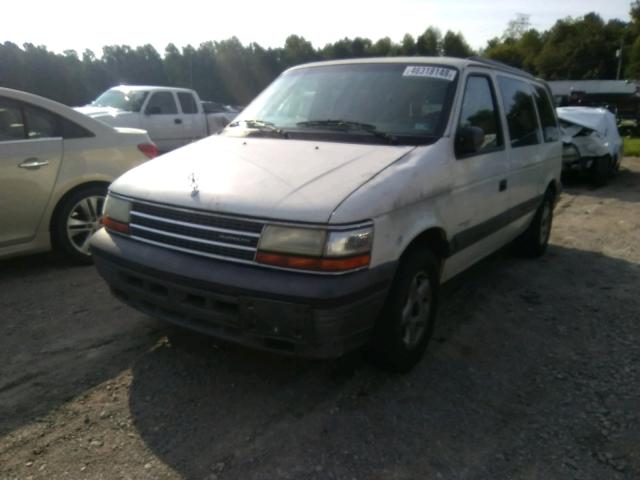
[{"x1": 129, "y1": 201, "x2": 264, "y2": 263}]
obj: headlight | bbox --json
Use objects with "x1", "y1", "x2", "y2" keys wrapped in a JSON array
[
  {"x1": 103, "y1": 194, "x2": 131, "y2": 223},
  {"x1": 101, "y1": 194, "x2": 131, "y2": 234},
  {"x1": 256, "y1": 224, "x2": 373, "y2": 272},
  {"x1": 325, "y1": 227, "x2": 373, "y2": 257},
  {"x1": 258, "y1": 225, "x2": 326, "y2": 256}
]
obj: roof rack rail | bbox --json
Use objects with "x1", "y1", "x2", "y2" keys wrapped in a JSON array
[{"x1": 466, "y1": 56, "x2": 534, "y2": 79}]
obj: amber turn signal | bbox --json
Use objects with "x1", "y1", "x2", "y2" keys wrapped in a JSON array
[
  {"x1": 101, "y1": 215, "x2": 130, "y2": 234},
  {"x1": 255, "y1": 251, "x2": 370, "y2": 272}
]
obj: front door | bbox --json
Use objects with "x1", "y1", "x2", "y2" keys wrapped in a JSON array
[
  {"x1": 141, "y1": 91, "x2": 184, "y2": 152},
  {"x1": 0, "y1": 98, "x2": 63, "y2": 246}
]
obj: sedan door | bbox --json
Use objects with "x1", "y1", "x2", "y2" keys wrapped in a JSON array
[
  {"x1": 0, "y1": 98, "x2": 63, "y2": 246},
  {"x1": 141, "y1": 91, "x2": 184, "y2": 152}
]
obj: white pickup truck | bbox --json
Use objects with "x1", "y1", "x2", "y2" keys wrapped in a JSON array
[{"x1": 76, "y1": 86, "x2": 238, "y2": 152}]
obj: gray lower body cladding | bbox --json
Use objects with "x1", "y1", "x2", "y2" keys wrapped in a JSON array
[{"x1": 90, "y1": 229, "x2": 395, "y2": 358}]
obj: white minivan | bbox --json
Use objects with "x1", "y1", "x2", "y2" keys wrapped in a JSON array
[{"x1": 91, "y1": 57, "x2": 562, "y2": 371}]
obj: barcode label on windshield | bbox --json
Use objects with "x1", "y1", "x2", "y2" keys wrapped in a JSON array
[{"x1": 403, "y1": 66, "x2": 457, "y2": 81}]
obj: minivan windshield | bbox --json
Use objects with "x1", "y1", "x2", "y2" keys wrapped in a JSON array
[
  {"x1": 225, "y1": 63, "x2": 458, "y2": 145},
  {"x1": 92, "y1": 89, "x2": 149, "y2": 112}
]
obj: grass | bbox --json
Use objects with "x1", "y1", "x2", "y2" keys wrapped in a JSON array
[{"x1": 623, "y1": 137, "x2": 640, "y2": 157}]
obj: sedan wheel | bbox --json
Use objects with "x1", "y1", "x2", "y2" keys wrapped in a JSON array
[
  {"x1": 51, "y1": 184, "x2": 108, "y2": 264},
  {"x1": 66, "y1": 195, "x2": 105, "y2": 255}
]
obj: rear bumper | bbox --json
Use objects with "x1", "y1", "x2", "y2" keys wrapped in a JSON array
[{"x1": 90, "y1": 229, "x2": 396, "y2": 358}]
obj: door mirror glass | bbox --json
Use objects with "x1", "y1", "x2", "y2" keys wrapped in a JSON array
[{"x1": 455, "y1": 126, "x2": 485, "y2": 156}]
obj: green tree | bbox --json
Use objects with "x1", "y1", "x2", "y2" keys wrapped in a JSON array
[
  {"x1": 442, "y1": 31, "x2": 474, "y2": 57},
  {"x1": 416, "y1": 27, "x2": 441, "y2": 55}
]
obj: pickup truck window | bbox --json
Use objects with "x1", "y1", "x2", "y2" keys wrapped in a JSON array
[
  {"x1": 228, "y1": 63, "x2": 458, "y2": 145},
  {"x1": 497, "y1": 76, "x2": 541, "y2": 148},
  {"x1": 93, "y1": 89, "x2": 148, "y2": 112},
  {"x1": 146, "y1": 92, "x2": 178, "y2": 115},
  {"x1": 177, "y1": 92, "x2": 198, "y2": 114}
]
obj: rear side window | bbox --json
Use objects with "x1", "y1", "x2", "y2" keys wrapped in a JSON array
[
  {"x1": 0, "y1": 99, "x2": 25, "y2": 141},
  {"x1": 533, "y1": 86, "x2": 560, "y2": 142},
  {"x1": 146, "y1": 92, "x2": 178, "y2": 115},
  {"x1": 0, "y1": 98, "x2": 94, "y2": 141},
  {"x1": 60, "y1": 118, "x2": 94, "y2": 139},
  {"x1": 497, "y1": 76, "x2": 541, "y2": 148},
  {"x1": 178, "y1": 92, "x2": 198, "y2": 114},
  {"x1": 24, "y1": 106, "x2": 60, "y2": 139},
  {"x1": 458, "y1": 75, "x2": 503, "y2": 153}
]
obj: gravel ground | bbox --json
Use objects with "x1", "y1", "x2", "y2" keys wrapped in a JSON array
[{"x1": 1, "y1": 158, "x2": 639, "y2": 480}]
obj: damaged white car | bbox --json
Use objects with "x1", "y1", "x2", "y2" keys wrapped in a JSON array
[{"x1": 557, "y1": 106, "x2": 623, "y2": 186}]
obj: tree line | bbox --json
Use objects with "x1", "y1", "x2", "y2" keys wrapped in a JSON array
[{"x1": 1, "y1": 3, "x2": 639, "y2": 107}]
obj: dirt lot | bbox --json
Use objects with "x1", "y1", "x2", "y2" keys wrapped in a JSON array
[{"x1": 1, "y1": 158, "x2": 639, "y2": 480}]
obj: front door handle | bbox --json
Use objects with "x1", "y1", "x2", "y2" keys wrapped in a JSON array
[
  {"x1": 174, "y1": 118, "x2": 183, "y2": 125},
  {"x1": 19, "y1": 158, "x2": 49, "y2": 169},
  {"x1": 499, "y1": 179, "x2": 507, "y2": 192}
]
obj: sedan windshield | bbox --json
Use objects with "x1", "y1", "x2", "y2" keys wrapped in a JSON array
[
  {"x1": 225, "y1": 63, "x2": 458, "y2": 145},
  {"x1": 92, "y1": 89, "x2": 149, "y2": 112}
]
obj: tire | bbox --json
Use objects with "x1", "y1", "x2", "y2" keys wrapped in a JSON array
[
  {"x1": 369, "y1": 248, "x2": 440, "y2": 373},
  {"x1": 516, "y1": 191, "x2": 554, "y2": 258},
  {"x1": 610, "y1": 154, "x2": 621, "y2": 176},
  {"x1": 591, "y1": 155, "x2": 611, "y2": 187},
  {"x1": 51, "y1": 185, "x2": 107, "y2": 264}
]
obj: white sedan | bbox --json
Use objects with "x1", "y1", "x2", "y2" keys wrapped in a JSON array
[{"x1": 0, "y1": 87, "x2": 158, "y2": 263}]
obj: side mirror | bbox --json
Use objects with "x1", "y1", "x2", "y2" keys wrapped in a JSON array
[
  {"x1": 455, "y1": 126, "x2": 485, "y2": 156},
  {"x1": 146, "y1": 106, "x2": 162, "y2": 115}
]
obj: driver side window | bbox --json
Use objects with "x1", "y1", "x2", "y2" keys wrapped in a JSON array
[
  {"x1": 145, "y1": 92, "x2": 178, "y2": 115},
  {"x1": 458, "y1": 75, "x2": 503, "y2": 154}
]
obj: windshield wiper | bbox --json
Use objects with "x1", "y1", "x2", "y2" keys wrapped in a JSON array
[
  {"x1": 296, "y1": 119, "x2": 398, "y2": 144},
  {"x1": 228, "y1": 119, "x2": 289, "y2": 138}
]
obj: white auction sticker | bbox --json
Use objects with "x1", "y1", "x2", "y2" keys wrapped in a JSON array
[{"x1": 403, "y1": 65, "x2": 457, "y2": 81}]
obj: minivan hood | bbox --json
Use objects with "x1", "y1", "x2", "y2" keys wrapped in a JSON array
[{"x1": 110, "y1": 136, "x2": 415, "y2": 223}]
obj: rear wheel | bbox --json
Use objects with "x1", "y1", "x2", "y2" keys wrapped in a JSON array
[
  {"x1": 516, "y1": 190, "x2": 554, "y2": 258},
  {"x1": 369, "y1": 248, "x2": 439, "y2": 373},
  {"x1": 51, "y1": 185, "x2": 107, "y2": 264}
]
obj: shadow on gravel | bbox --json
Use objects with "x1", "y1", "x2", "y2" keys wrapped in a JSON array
[
  {"x1": 562, "y1": 165, "x2": 640, "y2": 204},
  {"x1": 128, "y1": 245, "x2": 640, "y2": 480},
  {"x1": 0, "y1": 252, "x2": 162, "y2": 437}
]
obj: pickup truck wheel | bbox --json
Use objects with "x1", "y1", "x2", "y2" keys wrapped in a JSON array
[
  {"x1": 591, "y1": 155, "x2": 611, "y2": 187},
  {"x1": 51, "y1": 185, "x2": 107, "y2": 264},
  {"x1": 516, "y1": 191, "x2": 554, "y2": 258},
  {"x1": 370, "y1": 248, "x2": 439, "y2": 373}
]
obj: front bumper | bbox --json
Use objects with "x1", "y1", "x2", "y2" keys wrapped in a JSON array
[{"x1": 90, "y1": 229, "x2": 396, "y2": 358}]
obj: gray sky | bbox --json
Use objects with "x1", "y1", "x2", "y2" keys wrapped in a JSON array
[{"x1": 3, "y1": 0, "x2": 632, "y2": 55}]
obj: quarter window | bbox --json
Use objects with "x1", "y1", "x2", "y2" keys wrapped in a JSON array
[
  {"x1": 458, "y1": 75, "x2": 503, "y2": 153},
  {"x1": 533, "y1": 86, "x2": 560, "y2": 143},
  {"x1": 146, "y1": 92, "x2": 178, "y2": 115},
  {"x1": 0, "y1": 100, "x2": 25, "y2": 141},
  {"x1": 497, "y1": 76, "x2": 541, "y2": 148},
  {"x1": 178, "y1": 92, "x2": 198, "y2": 114},
  {"x1": 24, "y1": 106, "x2": 60, "y2": 139}
]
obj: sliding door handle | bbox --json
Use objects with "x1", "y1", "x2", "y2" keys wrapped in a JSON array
[{"x1": 499, "y1": 179, "x2": 507, "y2": 192}]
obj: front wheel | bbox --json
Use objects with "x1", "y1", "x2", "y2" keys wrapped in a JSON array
[
  {"x1": 369, "y1": 248, "x2": 440, "y2": 373},
  {"x1": 51, "y1": 185, "x2": 107, "y2": 264}
]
